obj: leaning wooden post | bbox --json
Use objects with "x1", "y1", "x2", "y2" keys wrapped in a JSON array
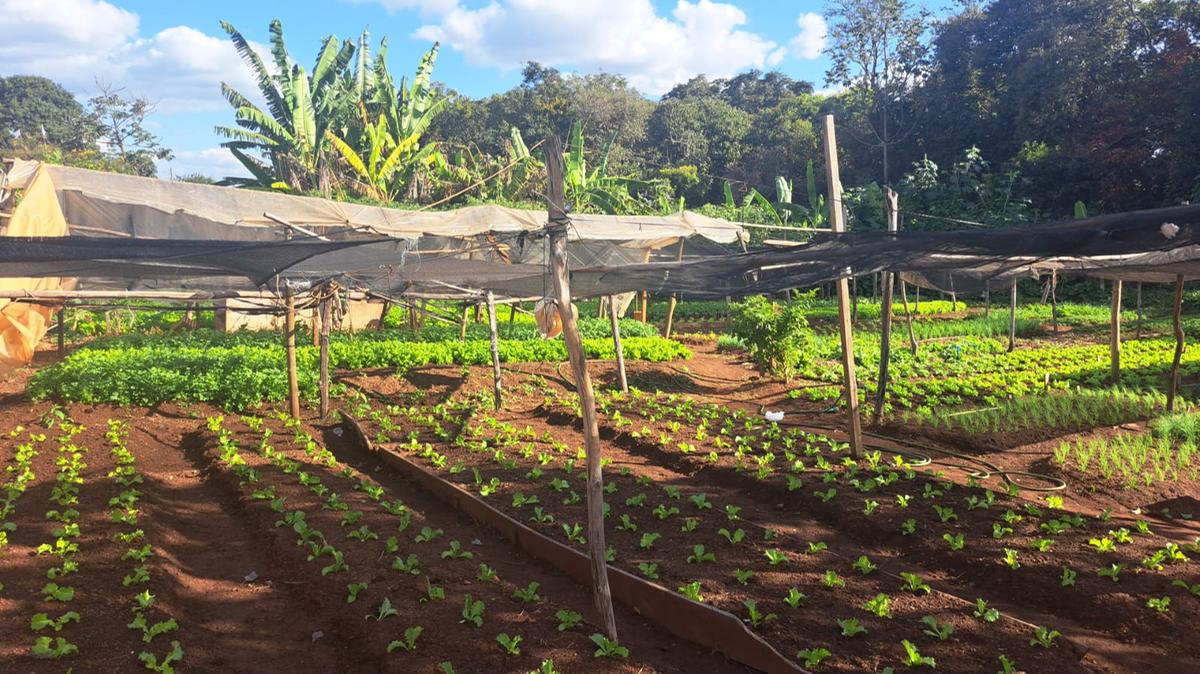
[
  {"x1": 544, "y1": 136, "x2": 618, "y2": 640},
  {"x1": 823, "y1": 115, "x2": 864, "y2": 458},
  {"x1": 284, "y1": 284, "x2": 301, "y2": 419},
  {"x1": 485, "y1": 291, "x2": 503, "y2": 410},
  {"x1": 873, "y1": 187, "x2": 900, "y2": 425},
  {"x1": 608, "y1": 295, "x2": 628, "y2": 393},
  {"x1": 899, "y1": 280, "x2": 918, "y2": 356},
  {"x1": 664, "y1": 237, "x2": 686, "y2": 337},
  {"x1": 459, "y1": 303, "x2": 470, "y2": 339},
  {"x1": 1110, "y1": 279, "x2": 1123, "y2": 384},
  {"x1": 1167, "y1": 275, "x2": 1185, "y2": 411},
  {"x1": 1007, "y1": 281, "x2": 1018, "y2": 353},
  {"x1": 377, "y1": 300, "x2": 391, "y2": 331},
  {"x1": 318, "y1": 288, "x2": 332, "y2": 419}
]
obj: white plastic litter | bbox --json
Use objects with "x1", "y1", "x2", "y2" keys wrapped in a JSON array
[{"x1": 765, "y1": 410, "x2": 784, "y2": 422}]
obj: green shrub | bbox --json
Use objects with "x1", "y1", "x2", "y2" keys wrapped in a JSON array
[{"x1": 730, "y1": 296, "x2": 814, "y2": 381}]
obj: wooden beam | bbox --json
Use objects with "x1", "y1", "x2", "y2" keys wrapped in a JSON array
[
  {"x1": 284, "y1": 285, "x2": 301, "y2": 419},
  {"x1": 1168, "y1": 275, "x2": 1185, "y2": 411},
  {"x1": 873, "y1": 187, "x2": 899, "y2": 425},
  {"x1": 822, "y1": 115, "x2": 864, "y2": 458},
  {"x1": 1110, "y1": 279, "x2": 1123, "y2": 383},
  {"x1": 485, "y1": 291, "x2": 503, "y2": 410},
  {"x1": 318, "y1": 291, "x2": 332, "y2": 419},
  {"x1": 664, "y1": 237, "x2": 685, "y2": 337},
  {"x1": 608, "y1": 295, "x2": 628, "y2": 393},
  {"x1": 1007, "y1": 282, "x2": 1018, "y2": 353},
  {"x1": 544, "y1": 136, "x2": 618, "y2": 640}
]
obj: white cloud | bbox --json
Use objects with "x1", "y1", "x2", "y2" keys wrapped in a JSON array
[
  {"x1": 347, "y1": 0, "x2": 459, "y2": 15},
  {"x1": 788, "y1": 12, "x2": 826, "y2": 60},
  {"x1": 0, "y1": 0, "x2": 261, "y2": 112},
  {"x1": 413, "y1": 0, "x2": 782, "y2": 95},
  {"x1": 157, "y1": 147, "x2": 249, "y2": 180}
]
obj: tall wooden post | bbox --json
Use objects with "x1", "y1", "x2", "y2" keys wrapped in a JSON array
[
  {"x1": 873, "y1": 187, "x2": 900, "y2": 425},
  {"x1": 544, "y1": 137, "x2": 618, "y2": 640},
  {"x1": 318, "y1": 290, "x2": 331, "y2": 419},
  {"x1": 459, "y1": 303, "x2": 470, "y2": 339},
  {"x1": 608, "y1": 295, "x2": 628, "y2": 393},
  {"x1": 823, "y1": 115, "x2": 864, "y2": 458},
  {"x1": 664, "y1": 237, "x2": 686, "y2": 337},
  {"x1": 1007, "y1": 281, "x2": 1018, "y2": 353},
  {"x1": 485, "y1": 291, "x2": 503, "y2": 410},
  {"x1": 377, "y1": 300, "x2": 391, "y2": 331},
  {"x1": 1167, "y1": 275, "x2": 1185, "y2": 411},
  {"x1": 284, "y1": 285, "x2": 301, "y2": 419},
  {"x1": 1110, "y1": 279, "x2": 1123, "y2": 384}
]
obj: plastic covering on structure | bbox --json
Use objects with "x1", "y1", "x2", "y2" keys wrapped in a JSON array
[{"x1": 0, "y1": 166, "x2": 73, "y2": 369}]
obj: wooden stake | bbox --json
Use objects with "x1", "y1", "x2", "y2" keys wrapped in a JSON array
[
  {"x1": 899, "y1": 280, "x2": 918, "y2": 356},
  {"x1": 1110, "y1": 279, "x2": 1123, "y2": 384},
  {"x1": 1008, "y1": 281, "x2": 1018, "y2": 353},
  {"x1": 284, "y1": 286, "x2": 301, "y2": 419},
  {"x1": 1167, "y1": 275, "x2": 1185, "y2": 411},
  {"x1": 984, "y1": 289, "x2": 990, "y2": 318},
  {"x1": 664, "y1": 237, "x2": 685, "y2": 337},
  {"x1": 56, "y1": 306, "x2": 66, "y2": 358},
  {"x1": 1050, "y1": 270, "x2": 1059, "y2": 334},
  {"x1": 318, "y1": 291, "x2": 331, "y2": 419},
  {"x1": 873, "y1": 187, "x2": 899, "y2": 425},
  {"x1": 608, "y1": 295, "x2": 628, "y2": 393},
  {"x1": 544, "y1": 136, "x2": 618, "y2": 640},
  {"x1": 823, "y1": 115, "x2": 864, "y2": 458},
  {"x1": 1136, "y1": 282, "x2": 1144, "y2": 338},
  {"x1": 485, "y1": 291, "x2": 502, "y2": 410},
  {"x1": 459, "y1": 303, "x2": 470, "y2": 339},
  {"x1": 377, "y1": 300, "x2": 390, "y2": 331}
]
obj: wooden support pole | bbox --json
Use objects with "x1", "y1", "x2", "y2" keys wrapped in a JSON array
[
  {"x1": 56, "y1": 306, "x2": 65, "y2": 358},
  {"x1": 318, "y1": 292, "x2": 332, "y2": 419},
  {"x1": 873, "y1": 187, "x2": 899, "y2": 425},
  {"x1": 664, "y1": 237, "x2": 685, "y2": 337},
  {"x1": 485, "y1": 291, "x2": 503, "y2": 410},
  {"x1": 899, "y1": 280, "x2": 918, "y2": 356},
  {"x1": 459, "y1": 303, "x2": 470, "y2": 339},
  {"x1": 1167, "y1": 275, "x2": 1185, "y2": 411},
  {"x1": 284, "y1": 286, "x2": 301, "y2": 419},
  {"x1": 544, "y1": 136, "x2": 618, "y2": 640},
  {"x1": 823, "y1": 115, "x2": 864, "y2": 458},
  {"x1": 1008, "y1": 281, "x2": 1018, "y2": 353},
  {"x1": 608, "y1": 295, "x2": 628, "y2": 393},
  {"x1": 984, "y1": 289, "x2": 990, "y2": 319},
  {"x1": 1111, "y1": 279, "x2": 1123, "y2": 384}
]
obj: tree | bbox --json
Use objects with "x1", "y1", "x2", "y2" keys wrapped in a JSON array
[
  {"x1": 0, "y1": 76, "x2": 94, "y2": 151},
  {"x1": 87, "y1": 81, "x2": 173, "y2": 177},
  {"x1": 215, "y1": 20, "x2": 355, "y2": 193},
  {"x1": 824, "y1": 0, "x2": 931, "y2": 185}
]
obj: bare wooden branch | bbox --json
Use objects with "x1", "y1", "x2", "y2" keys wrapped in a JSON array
[
  {"x1": 1110, "y1": 279, "x2": 1123, "y2": 383},
  {"x1": 608, "y1": 295, "x2": 628, "y2": 393},
  {"x1": 284, "y1": 284, "x2": 301, "y2": 419},
  {"x1": 485, "y1": 291, "x2": 502, "y2": 410},
  {"x1": 1168, "y1": 275, "x2": 1185, "y2": 411},
  {"x1": 873, "y1": 187, "x2": 899, "y2": 425}
]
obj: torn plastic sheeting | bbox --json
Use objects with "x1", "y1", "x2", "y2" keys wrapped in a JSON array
[{"x1": 338, "y1": 412, "x2": 806, "y2": 674}]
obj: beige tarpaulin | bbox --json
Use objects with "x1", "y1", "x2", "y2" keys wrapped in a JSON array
[{"x1": 0, "y1": 166, "x2": 74, "y2": 368}]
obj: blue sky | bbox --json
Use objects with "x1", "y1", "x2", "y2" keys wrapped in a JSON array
[{"x1": 0, "y1": 0, "x2": 836, "y2": 178}]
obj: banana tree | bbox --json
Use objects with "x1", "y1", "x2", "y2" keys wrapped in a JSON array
[
  {"x1": 563, "y1": 121, "x2": 655, "y2": 214},
  {"x1": 215, "y1": 20, "x2": 354, "y2": 192}
]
